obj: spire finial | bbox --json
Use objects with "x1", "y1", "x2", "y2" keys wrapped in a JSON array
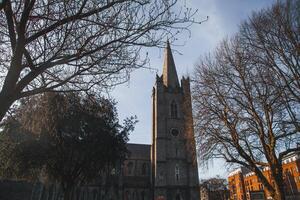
[
  {"x1": 166, "y1": 38, "x2": 170, "y2": 46},
  {"x1": 162, "y1": 40, "x2": 179, "y2": 88}
]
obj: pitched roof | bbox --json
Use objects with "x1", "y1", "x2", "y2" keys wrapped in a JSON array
[{"x1": 127, "y1": 143, "x2": 151, "y2": 160}]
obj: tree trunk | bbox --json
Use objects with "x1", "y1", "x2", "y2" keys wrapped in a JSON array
[
  {"x1": 274, "y1": 180, "x2": 286, "y2": 200},
  {"x1": 270, "y1": 188, "x2": 285, "y2": 200},
  {"x1": 0, "y1": 92, "x2": 14, "y2": 122},
  {"x1": 269, "y1": 174, "x2": 286, "y2": 200}
]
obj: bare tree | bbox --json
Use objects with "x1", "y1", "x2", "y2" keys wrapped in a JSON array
[
  {"x1": 239, "y1": 0, "x2": 300, "y2": 134},
  {"x1": 200, "y1": 177, "x2": 228, "y2": 200},
  {"x1": 0, "y1": 0, "x2": 200, "y2": 122},
  {"x1": 193, "y1": 2, "x2": 299, "y2": 199}
]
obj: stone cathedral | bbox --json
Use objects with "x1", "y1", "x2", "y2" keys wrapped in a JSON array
[
  {"x1": 15, "y1": 42, "x2": 200, "y2": 200},
  {"x1": 151, "y1": 41, "x2": 199, "y2": 200},
  {"x1": 120, "y1": 41, "x2": 200, "y2": 200}
]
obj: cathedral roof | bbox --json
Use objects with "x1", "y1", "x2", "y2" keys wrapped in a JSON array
[
  {"x1": 162, "y1": 40, "x2": 180, "y2": 88},
  {"x1": 127, "y1": 143, "x2": 151, "y2": 160}
]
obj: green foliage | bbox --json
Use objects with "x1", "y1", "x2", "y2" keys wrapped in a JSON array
[
  {"x1": 0, "y1": 93, "x2": 136, "y2": 195},
  {"x1": 0, "y1": 120, "x2": 44, "y2": 179}
]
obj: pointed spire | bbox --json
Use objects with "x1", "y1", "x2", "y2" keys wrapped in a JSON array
[{"x1": 162, "y1": 40, "x2": 180, "y2": 88}]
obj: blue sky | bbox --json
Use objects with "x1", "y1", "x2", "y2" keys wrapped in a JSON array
[{"x1": 112, "y1": 0, "x2": 276, "y2": 179}]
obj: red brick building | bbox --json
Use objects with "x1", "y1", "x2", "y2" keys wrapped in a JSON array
[
  {"x1": 228, "y1": 152, "x2": 300, "y2": 200},
  {"x1": 228, "y1": 167, "x2": 250, "y2": 200}
]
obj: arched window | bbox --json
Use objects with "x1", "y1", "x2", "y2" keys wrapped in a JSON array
[
  {"x1": 127, "y1": 162, "x2": 133, "y2": 175},
  {"x1": 142, "y1": 163, "x2": 147, "y2": 175},
  {"x1": 125, "y1": 191, "x2": 130, "y2": 200},
  {"x1": 93, "y1": 190, "x2": 98, "y2": 200},
  {"x1": 175, "y1": 164, "x2": 180, "y2": 181},
  {"x1": 132, "y1": 191, "x2": 136, "y2": 200},
  {"x1": 141, "y1": 191, "x2": 145, "y2": 200},
  {"x1": 76, "y1": 188, "x2": 81, "y2": 200},
  {"x1": 170, "y1": 100, "x2": 178, "y2": 118},
  {"x1": 159, "y1": 171, "x2": 164, "y2": 180}
]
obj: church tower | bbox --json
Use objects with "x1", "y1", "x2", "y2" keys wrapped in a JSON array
[{"x1": 151, "y1": 41, "x2": 200, "y2": 200}]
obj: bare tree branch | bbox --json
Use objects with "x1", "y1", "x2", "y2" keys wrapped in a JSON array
[
  {"x1": 0, "y1": 0, "x2": 203, "y2": 121},
  {"x1": 193, "y1": 2, "x2": 299, "y2": 199}
]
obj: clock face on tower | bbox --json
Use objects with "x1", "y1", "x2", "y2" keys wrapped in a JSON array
[{"x1": 171, "y1": 128, "x2": 179, "y2": 137}]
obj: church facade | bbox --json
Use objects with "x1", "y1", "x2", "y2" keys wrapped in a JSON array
[
  {"x1": 27, "y1": 42, "x2": 200, "y2": 200},
  {"x1": 120, "y1": 41, "x2": 200, "y2": 200}
]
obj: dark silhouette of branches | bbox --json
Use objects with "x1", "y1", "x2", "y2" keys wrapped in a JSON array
[
  {"x1": 193, "y1": 1, "x2": 299, "y2": 200},
  {"x1": 0, "y1": 0, "x2": 202, "y2": 121}
]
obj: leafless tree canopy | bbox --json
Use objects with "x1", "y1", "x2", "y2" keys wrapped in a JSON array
[
  {"x1": 0, "y1": 0, "x2": 199, "y2": 121},
  {"x1": 193, "y1": 1, "x2": 299, "y2": 200},
  {"x1": 240, "y1": 0, "x2": 300, "y2": 102}
]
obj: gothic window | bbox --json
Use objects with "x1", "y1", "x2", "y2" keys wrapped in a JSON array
[
  {"x1": 128, "y1": 162, "x2": 133, "y2": 175},
  {"x1": 171, "y1": 128, "x2": 179, "y2": 137},
  {"x1": 76, "y1": 188, "x2": 81, "y2": 200},
  {"x1": 159, "y1": 171, "x2": 164, "y2": 180},
  {"x1": 175, "y1": 164, "x2": 180, "y2": 181},
  {"x1": 93, "y1": 190, "x2": 98, "y2": 200},
  {"x1": 141, "y1": 191, "x2": 145, "y2": 200},
  {"x1": 142, "y1": 163, "x2": 147, "y2": 175},
  {"x1": 170, "y1": 100, "x2": 178, "y2": 118},
  {"x1": 125, "y1": 191, "x2": 130, "y2": 200},
  {"x1": 83, "y1": 189, "x2": 87, "y2": 200}
]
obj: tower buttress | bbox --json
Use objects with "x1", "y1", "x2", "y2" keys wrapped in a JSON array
[{"x1": 151, "y1": 42, "x2": 200, "y2": 200}]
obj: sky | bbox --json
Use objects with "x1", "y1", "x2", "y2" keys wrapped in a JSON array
[{"x1": 111, "y1": 0, "x2": 276, "y2": 179}]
